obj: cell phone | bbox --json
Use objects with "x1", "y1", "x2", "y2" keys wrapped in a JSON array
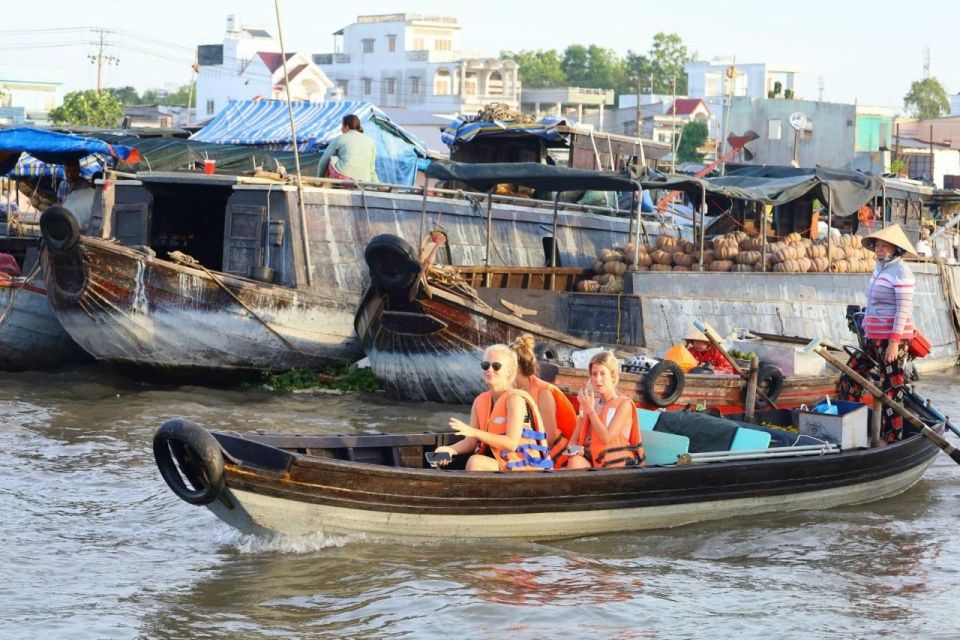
[
  {"x1": 565, "y1": 445, "x2": 584, "y2": 456},
  {"x1": 425, "y1": 451, "x2": 452, "y2": 467}
]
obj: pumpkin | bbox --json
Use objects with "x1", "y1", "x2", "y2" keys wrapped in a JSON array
[
  {"x1": 811, "y1": 256, "x2": 829, "y2": 272},
  {"x1": 637, "y1": 253, "x2": 653, "y2": 267},
  {"x1": 785, "y1": 232, "x2": 803, "y2": 244},
  {"x1": 602, "y1": 276, "x2": 624, "y2": 294},
  {"x1": 576, "y1": 279, "x2": 600, "y2": 292},
  {"x1": 672, "y1": 265, "x2": 691, "y2": 272},
  {"x1": 736, "y1": 250, "x2": 761, "y2": 264},
  {"x1": 650, "y1": 264, "x2": 672, "y2": 272},
  {"x1": 656, "y1": 236, "x2": 678, "y2": 250},
  {"x1": 628, "y1": 264, "x2": 650, "y2": 272},
  {"x1": 797, "y1": 257, "x2": 812, "y2": 272},
  {"x1": 716, "y1": 245, "x2": 739, "y2": 260},
  {"x1": 593, "y1": 259, "x2": 605, "y2": 273},
  {"x1": 709, "y1": 259, "x2": 734, "y2": 272},
  {"x1": 651, "y1": 249, "x2": 673, "y2": 265},
  {"x1": 695, "y1": 249, "x2": 716, "y2": 263},
  {"x1": 596, "y1": 273, "x2": 611, "y2": 285},
  {"x1": 732, "y1": 263, "x2": 754, "y2": 272},
  {"x1": 673, "y1": 253, "x2": 694, "y2": 267}
]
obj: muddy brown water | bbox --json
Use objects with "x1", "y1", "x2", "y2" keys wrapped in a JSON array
[{"x1": 1, "y1": 364, "x2": 958, "y2": 639}]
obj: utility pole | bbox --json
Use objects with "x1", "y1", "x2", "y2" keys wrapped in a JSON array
[
  {"x1": 671, "y1": 75, "x2": 678, "y2": 172},
  {"x1": 719, "y1": 58, "x2": 735, "y2": 176},
  {"x1": 88, "y1": 29, "x2": 119, "y2": 94}
]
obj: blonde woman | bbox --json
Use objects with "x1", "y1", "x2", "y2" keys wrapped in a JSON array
[
  {"x1": 434, "y1": 344, "x2": 553, "y2": 471},
  {"x1": 567, "y1": 351, "x2": 644, "y2": 469}
]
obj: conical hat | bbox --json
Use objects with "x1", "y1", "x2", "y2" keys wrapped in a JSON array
[
  {"x1": 862, "y1": 224, "x2": 917, "y2": 258},
  {"x1": 683, "y1": 327, "x2": 709, "y2": 342}
]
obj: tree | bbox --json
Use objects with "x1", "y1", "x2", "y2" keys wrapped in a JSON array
[
  {"x1": 904, "y1": 77, "x2": 950, "y2": 119},
  {"x1": 560, "y1": 45, "x2": 625, "y2": 90},
  {"x1": 649, "y1": 32, "x2": 689, "y2": 94},
  {"x1": 106, "y1": 86, "x2": 141, "y2": 105},
  {"x1": 141, "y1": 83, "x2": 194, "y2": 107},
  {"x1": 501, "y1": 49, "x2": 565, "y2": 88},
  {"x1": 621, "y1": 50, "x2": 652, "y2": 95},
  {"x1": 677, "y1": 120, "x2": 708, "y2": 163},
  {"x1": 49, "y1": 90, "x2": 123, "y2": 127}
]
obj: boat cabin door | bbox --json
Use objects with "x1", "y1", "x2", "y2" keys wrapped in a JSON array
[{"x1": 222, "y1": 204, "x2": 267, "y2": 279}]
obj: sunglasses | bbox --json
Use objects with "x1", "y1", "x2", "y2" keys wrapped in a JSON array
[{"x1": 480, "y1": 361, "x2": 503, "y2": 371}]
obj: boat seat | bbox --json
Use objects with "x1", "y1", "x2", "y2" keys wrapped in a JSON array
[
  {"x1": 730, "y1": 427, "x2": 772, "y2": 451},
  {"x1": 641, "y1": 429, "x2": 690, "y2": 466},
  {"x1": 637, "y1": 408, "x2": 661, "y2": 431},
  {"x1": 653, "y1": 410, "x2": 739, "y2": 453}
]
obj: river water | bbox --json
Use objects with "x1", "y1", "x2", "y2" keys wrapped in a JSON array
[{"x1": 2, "y1": 365, "x2": 958, "y2": 639}]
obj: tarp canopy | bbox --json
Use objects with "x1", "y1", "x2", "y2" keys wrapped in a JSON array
[
  {"x1": 0, "y1": 126, "x2": 138, "y2": 177},
  {"x1": 425, "y1": 159, "x2": 639, "y2": 192},
  {"x1": 190, "y1": 100, "x2": 427, "y2": 185},
  {"x1": 441, "y1": 115, "x2": 568, "y2": 146},
  {"x1": 633, "y1": 165, "x2": 882, "y2": 218}
]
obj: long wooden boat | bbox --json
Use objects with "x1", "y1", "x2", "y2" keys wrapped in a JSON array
[
  {"x1": 152, "y1": 414, "x2": 944, "y2": 540},
  {"x1": 0, "y1": 236, "x2": 88, "y2": 370},
  {"x1": 355, "y1": 235, "x2": 837, "y2": 410}
]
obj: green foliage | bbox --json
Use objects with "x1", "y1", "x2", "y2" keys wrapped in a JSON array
[
  {"x1": 106, "y1": 86, "x2": 141, "y2": 105},
  {"x1": 783, "y1": 88, "x2": 794, "y2": 100},
  {"x1": 904, "y1": 77, "x2": 950, "y2": 119},
  {"x1": 502, "y1": 49, "x2": 566, "y2": 88},
  {"x1": 890, "y1": 158, "x2": 907, "y2": 176},
  {"x1": 502, "y1": 33, "x2": 690, "y2": 97},
  {"x1": 49, "y1": 90, "x2": 123, "y2": 127},
  {"x1": 677, "y1": 120, "x2": 709, "y2": 162},
  {"x1": 142, "y1": 83, "x2": 194, "y2": 107},
  {"x1": 258, "y1": 364, "x2": 381, "y2": 393}
]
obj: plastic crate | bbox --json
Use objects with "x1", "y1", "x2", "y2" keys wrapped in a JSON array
[{"x1": 798, "y1": 400, "x2": 868, "y2": 449}]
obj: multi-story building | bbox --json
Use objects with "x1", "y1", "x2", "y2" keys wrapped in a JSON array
[
  {"x1": 313, "y1": 13, "x2": 519, "y2": 114},
  {"x1": 196, "y1": 16, "x2": 333, "y2": 120},
  {"x1": 0, "y1": 65, "x2": 63, "y2": 125}
]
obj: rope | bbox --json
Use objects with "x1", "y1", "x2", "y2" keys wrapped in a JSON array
[
  {"x1": 167, "y1": 251, "x2": 307, "y2": 356},
  {"x1": 477, "y1": 102, "x2": 536, "y2": 123},
  {"x1": 0, "y1": 262, "x2": 41, "y2": 330}
]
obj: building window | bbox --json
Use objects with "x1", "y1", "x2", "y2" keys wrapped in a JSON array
[
  {"x1": 433, "y1": 68, "x2": 451, "y2": 96},
  {"x1": 413, "y1": 38, "x2": 425, "y2": 50},
  {"x1": 410, "y1": 77, "x2": 420, "y2": 95},
  {"x1": 434, "y1": 39, "x2": 451, "y2": 51},
  {"x1": 487, "y1": 71, "x2": 503, "y2": 97},
  {"x1": 362, "y1": 38, "x2": 374, "y2": 53},
  {"x1": 386, "y1": 78, "x2": 396, "y2": 95},
  {"x1": 336, "y1": 79, "x2": 349, "y2": 95},
  {"x1": 388, "y1": 35, "x2": 396, "y2": 52},
  {"x1": 206, "y1": 99, "x2": 215, "y2": 115},
  {"x1": 363, "y1": 78, "x2": 371, "y2": 95},
  {"x1": 463, "y1": 71, "x2": 478, "y2": 96},
  {"x1": 768, "y1": 119, "x2": 782, "y2": 140}
]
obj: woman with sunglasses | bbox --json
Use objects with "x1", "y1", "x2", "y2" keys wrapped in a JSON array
[
  {"x1": 566, "y1": 351, "x2": 644, "y2": 469},
  {"x1": 510, "y1": 334, "x2": 579, "y2": 467},
  {"x1": 433, "y1": 344, "x2": 553, "y2": 471}
]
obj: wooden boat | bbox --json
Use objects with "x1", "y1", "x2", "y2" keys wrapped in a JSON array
[
  {"x1": 355, "y1": 235, "x2": 837, "y2": 410},
  {"x1": 152, "y1": 412, "x2": 944, "y2": 540},
  {"x1": 0, "y1": 236, "x2": 88, "y2": 370}
]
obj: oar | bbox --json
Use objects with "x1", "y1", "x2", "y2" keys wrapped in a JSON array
[
  {"x1": 802, "y1": 337, "x2": 960, "y2": 465},
  {"x1": 693, "y1": 320, "x2": 779, "y2": 410}
]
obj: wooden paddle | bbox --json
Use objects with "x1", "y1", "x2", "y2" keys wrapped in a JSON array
[
  {"x1": 802, "y1": 337, "x2": 960, "y2": 464},
  {"x1": 693, "y1": 320, "x2": 779, "y2": 410}
]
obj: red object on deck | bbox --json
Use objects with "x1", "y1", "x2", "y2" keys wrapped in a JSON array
[
  {"x1": 908, "y1": 330, "x2": 931, "y2": 359},
  {"x1": 0, "y1": 252, "x2": 20, "y2": 277}
]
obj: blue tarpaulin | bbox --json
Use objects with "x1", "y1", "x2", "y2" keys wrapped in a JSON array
[
  {"x1": 441, "y1": 115, "x2": 568, "y2": 147},
  {"x1": 0, "y1": 127, "x2": 138, "y2": 178},
  {"x1": 191, "y1": 100, "x2": 427, "y2": 185}
]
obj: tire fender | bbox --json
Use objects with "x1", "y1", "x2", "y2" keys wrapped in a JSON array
[
  {"x1": 39, "y1": 206, "x2": 80, "y2": 253},
  {"x1": 748, "y1": 364, "x2": 785, "y2": 409},
  {"x1": 643, "y1": 360, "x2": 686, "y2": 407},
  {"x1": 153, "y1": 418, "x2": 225, "y2": 506},
  {"x1": 364, "y1": 234, "x2": 421, "y2": 292}
]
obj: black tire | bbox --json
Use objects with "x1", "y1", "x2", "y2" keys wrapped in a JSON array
[
  {"x1": 364, "y1": 234, "x2": 420, "y2": 293},
  {"x1": 749, "y1": 364, "x2": 785, "y2": 409},
  {"x1": 643, "y1": 360, "x2": 685, "y2": 407},
  {"x1": 153, "y1": 418, "x2": 225, "y2": 506},
  {"x1": 40, "y1": 206, "x2": 80, "y2": 252}
]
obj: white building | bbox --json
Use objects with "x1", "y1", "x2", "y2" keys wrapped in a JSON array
[
  {"x1": 314, "y1": 13, "x2": 519, "y2": 114},
  {"x1": 685, "y1": 58, "x2": 803, "y2": 101},
  {"x1": 0, "y1": 65, "x2": 63, "y2": 125},
  {"x1": 196, "y1": 16, "x2": 333, "y2": 121}
]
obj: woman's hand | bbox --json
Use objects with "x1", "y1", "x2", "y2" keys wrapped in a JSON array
[
  {"x1": 884, "y1": 341, "x2": 900, "y2": 364},
  {"x1": 578, "y1": 385, "x2": 596, "y2": 416},
  {"x1": 449, "y1": 417, "x2": 477, "y2": 438},
  {"x1": 432, "y1": 445, "x2": 457, "y2": 466}
]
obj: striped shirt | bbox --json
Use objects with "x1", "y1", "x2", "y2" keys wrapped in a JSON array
[{"x1": 863, "y1": 258, "x2": 915, "y2": 341}]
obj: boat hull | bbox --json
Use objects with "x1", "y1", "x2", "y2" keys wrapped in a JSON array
[
  {"x1": 0, "y1": 278, "x2": 87, "y2": 370},
  {"x1": 42, "y1": 238, "x2": 359, "y2": 372},
  {"x1": 191, "y1": 426, "x2": 941, "y2": 540}
]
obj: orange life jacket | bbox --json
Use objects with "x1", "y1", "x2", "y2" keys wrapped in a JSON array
[
  {"x1": 528, "y1": 375, "x2": 578, "y2": 467},
  {"x1": 576, "y1": 395, "x2": 645, "y2": 468},
  {"x1": 474, "y1": 389, "x2": 553, "y2": 471}
]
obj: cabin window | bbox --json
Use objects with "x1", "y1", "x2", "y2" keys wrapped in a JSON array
[
  {"x1": 543, "y1": 236, "x2": 561, "y2": 267},
  {"x1": 147, "y1": 183, "x2": 232, "y2": 271},
  {"x1": 768, "y1": 119, "x2": 782, "y2": 140}
]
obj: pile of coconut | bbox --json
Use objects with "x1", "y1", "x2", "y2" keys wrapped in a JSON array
[{"x1": 577, "y1": 232, "x2": 874, "y2": 290}]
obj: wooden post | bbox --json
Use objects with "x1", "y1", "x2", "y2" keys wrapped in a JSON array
[
  {"x1": 484, "y1": 191, "x2": 493, "y2": 287},
  {"x1": 744, "y1": 354, "x2": 760, "y2": 423},
  {"x1": 871, "y1": 397, "x2": 883, "y2": 447},
  {"x1": 549, "y1": 192, "x2": 560, "y2": 290},
  {"x1": 698, "y1": 184, "x2": 707, "y2": 271},
  {"x1": 826, "y1": 184, "x2": 833, "y2": 270},
  {"x1": 418, "y1": 178, "x2": 430, "y2": 246}
]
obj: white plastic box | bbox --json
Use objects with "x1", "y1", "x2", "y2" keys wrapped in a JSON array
[
  {"x1": 728, "y1": 340, "x2": 826, "y2": 376},
  {"x1": 798, "y1": 400, "x2": 869, "y2": 449}
]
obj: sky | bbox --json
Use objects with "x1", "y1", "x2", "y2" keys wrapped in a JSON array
[{"x1": 2, "y1": 0, "x2": 958, "y2": 111}]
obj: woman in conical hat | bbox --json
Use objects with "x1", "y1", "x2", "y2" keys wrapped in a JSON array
[
  {"x1": 682, "y1": 326, "x2": 733, "y2": 374},
  {"x1": 839, "y1": 224, "x2": 916, "y2": 443}
]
